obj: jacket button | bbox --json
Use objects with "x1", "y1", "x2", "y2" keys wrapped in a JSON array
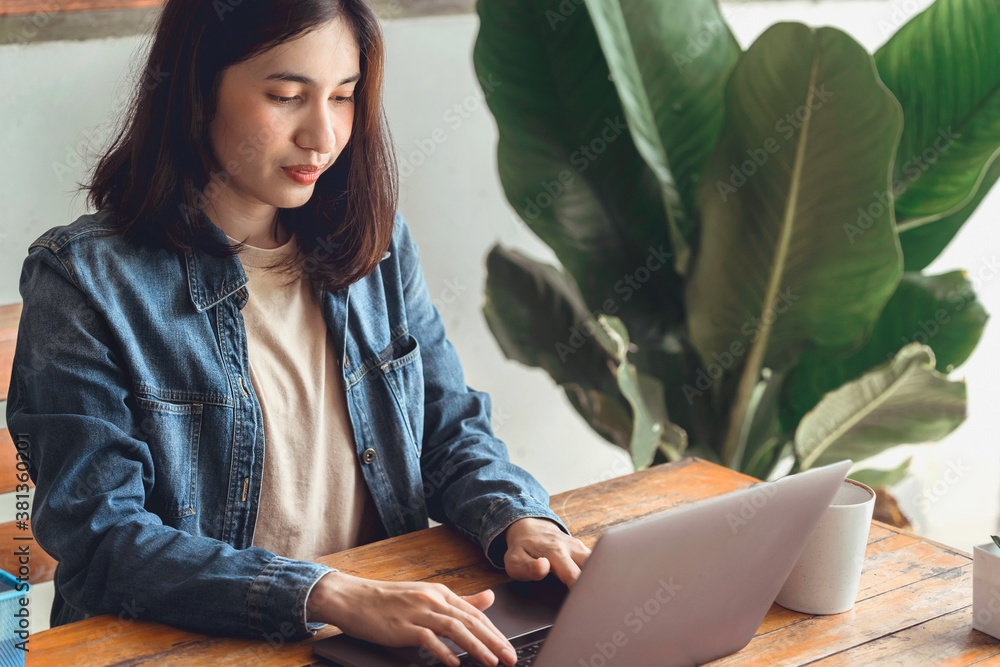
[{"x1": 361, "y1": 448, "x2": 376, "y2": 464}]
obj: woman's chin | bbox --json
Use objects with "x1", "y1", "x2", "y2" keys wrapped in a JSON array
[{"x1": 270, "y1": 187, "x2": 316, "y2": 208}]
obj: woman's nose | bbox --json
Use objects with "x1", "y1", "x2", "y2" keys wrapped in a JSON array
[{"x1": 295, "y1": 104, "x2": 337, "y2": 155}]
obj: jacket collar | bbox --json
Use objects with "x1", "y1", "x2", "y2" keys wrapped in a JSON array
[
  {"x1": 182, "y1": 208, "x2": 393, "y2": 314},
  {"x1": 183, "y1": 209, "x2": 250, "y2": 313}
]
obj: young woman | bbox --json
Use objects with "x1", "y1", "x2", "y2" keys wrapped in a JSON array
[{"x1": 7, "y1": 1, "x2": 590, "y2": 664}]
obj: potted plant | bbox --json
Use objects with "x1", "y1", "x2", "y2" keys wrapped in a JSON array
[{"x1": 473, "y1": 0, "x2": 998, "y2": 498}]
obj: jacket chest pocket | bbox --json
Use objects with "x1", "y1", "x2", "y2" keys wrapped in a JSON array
[
  {"x1": 133, "y1": 394, "x2": 203, "y2": 519},
  {"x1": 377, "y1": 332, "x2": 424, "y2": 457}
]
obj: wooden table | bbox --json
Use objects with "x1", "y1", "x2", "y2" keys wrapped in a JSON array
[{"x1": 25, "y1": 457, "x2": 1000, "y2": 666}]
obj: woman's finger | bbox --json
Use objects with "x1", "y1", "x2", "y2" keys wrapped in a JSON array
[
  {"x1": 428, "y1": 611, "x2": 509, "y2": 667},
  {"x1": 413, "y1": 626, "x2": 462, "y2": 667},
  {"x1": 454, "y1": 590, "x2": 512, "y2": 651},
  {"x1": 461, "y1": 588, "x2": 495, "y2": 611}
]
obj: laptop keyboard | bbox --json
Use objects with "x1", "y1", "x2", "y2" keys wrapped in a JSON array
[{"x1": 454, "y1": 637, "x2": 545, "y2": 666}]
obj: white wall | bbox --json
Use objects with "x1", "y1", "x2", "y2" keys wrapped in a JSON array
[{"x1": 1, "y1": 0, "x2": 998, "y2": 633}]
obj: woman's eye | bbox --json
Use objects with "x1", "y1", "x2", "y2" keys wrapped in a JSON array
[{"x1": 268, "y1": 94, "x2": 353, "y2": 105}]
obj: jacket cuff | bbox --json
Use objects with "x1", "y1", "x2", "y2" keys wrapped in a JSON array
[
  {"x1": 480, "y1": 494, "x2": 572, "y2": 570},
  {"x1": 246, "y1": 555, "x2": 337, "y2": 640}
]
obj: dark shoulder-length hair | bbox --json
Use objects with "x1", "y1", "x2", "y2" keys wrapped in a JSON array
[{"x1": 86, "y1": 0, "x2": 398, "y2": 292}]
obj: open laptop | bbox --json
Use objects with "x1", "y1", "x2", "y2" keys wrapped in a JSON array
[{"x1": 313, "y1": 459, "x2": 853, "y2": 666}]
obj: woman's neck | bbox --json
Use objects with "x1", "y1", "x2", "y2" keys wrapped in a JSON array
[{"x1": 202, "y1": 189, "x2": 290, "y2": 249}]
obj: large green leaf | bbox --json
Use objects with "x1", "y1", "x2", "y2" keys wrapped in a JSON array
[
  {"x1": 484, "y1": 244, "x2": 614, "y2": 387},
  {"x1": 848, "y1": 457, "x2": 913, "y2": 489},
  {"x1": 483, "y1": 245, "x2": 632, "y2": 448},
  {"x1": 874, "y1": 0, "x2": 1000, "y2": 270},
  {"x1": 562, "y1": 385, "x2": 635, "y2": 452},
  {"x1": 583, "y1": 0, "x2": 742, "y2": 274},
  {"x1": 684, "y1": 23, "x2": 904, "y2": 468},
  {"x1": 474, "y1": 0, "x2": 685, "y2": 343},
  {"x1": 630, "y1": 332, "x2": 724, "y2": 452},
  {"x1": 482, "y1": 245, "x2": 686, "y2": 464},
  {"x1": 780, "y1": 270, "x2": 988, "y2": 435},
  {"x1": 897, "y1": 158, "x2": 1000, "y2": 271},
  {"x1": 596, "y1": 315, "x2": 688, "y2": 467},
  {"x1": 795, "y1": 343, "x2": 966, "y2": 469}
]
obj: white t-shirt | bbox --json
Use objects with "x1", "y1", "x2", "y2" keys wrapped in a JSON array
[{"x1": 226, "y1": 231, "x2": 381, "y2": 561}]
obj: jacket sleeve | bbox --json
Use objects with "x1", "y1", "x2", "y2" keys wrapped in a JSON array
[
  {"x1": 394, "y1": 212, "x2": 573, "y2": 569},
  {"x1": 6, "y1": 244, "x2": 333, "y2": 640}
]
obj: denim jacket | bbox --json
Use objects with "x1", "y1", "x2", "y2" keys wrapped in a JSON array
[{"x1": 6, "y1": 208, "x2": 569, "y2": 640}]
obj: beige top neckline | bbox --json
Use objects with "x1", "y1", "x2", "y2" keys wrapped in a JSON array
[{"x1": 225, "y1": 231, "x2": 298, "y2": 268}]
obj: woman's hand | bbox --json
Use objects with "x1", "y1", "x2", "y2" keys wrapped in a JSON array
[
  {"x1": 502, "y1": 517, "x2": 592, "y2": 588},
  {"x1": 308, "y1": 571, "x2": 519, "y2": 667}
]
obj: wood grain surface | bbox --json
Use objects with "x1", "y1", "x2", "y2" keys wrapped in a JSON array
[{"x1": 22, "y1": 457, "x2": 1000, "y2": 665}]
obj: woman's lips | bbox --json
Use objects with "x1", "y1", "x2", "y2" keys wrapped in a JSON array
[{"x1": 282, "y1": 165, "x2": 322, "y2": 185}]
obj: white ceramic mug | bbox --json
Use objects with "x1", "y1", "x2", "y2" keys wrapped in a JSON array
[{"x1": 774, "y1": 478, "x2": 876, "y2": 615}]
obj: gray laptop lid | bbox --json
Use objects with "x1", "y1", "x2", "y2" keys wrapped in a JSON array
[
  {"x1": 532, "y1": 459, "x2": 852, "y2": 666},
  {"x1": 312, "y1": 459, "x2": 852, "y2": 666}
]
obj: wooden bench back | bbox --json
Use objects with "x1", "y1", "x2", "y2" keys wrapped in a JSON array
[{"x1": 0, "y1": 302, "x2": 21, "y2": 403}]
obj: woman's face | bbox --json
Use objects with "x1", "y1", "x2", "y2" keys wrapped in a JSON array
[{"x1": 206, "y1": 17, "x2": 360, "y2": 214}]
